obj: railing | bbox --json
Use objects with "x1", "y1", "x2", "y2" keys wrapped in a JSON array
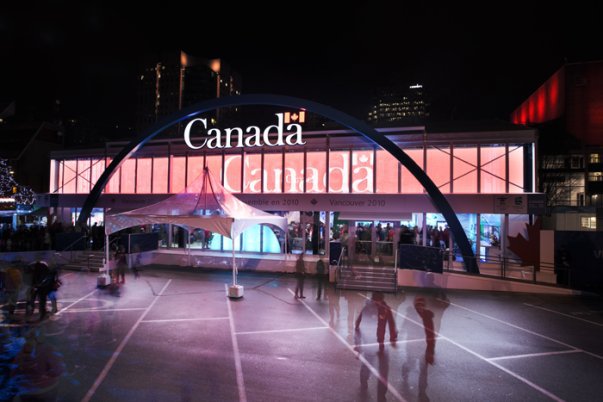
[
  {"x1": 442, "y1": 252, "x2": 565, "y2": 285},
  {"x1": 335, "y1": 246, "x2": 346, "y2": 283},
  {"x1": 53, "y1": 235, "x2": 87, "y2": 265}
]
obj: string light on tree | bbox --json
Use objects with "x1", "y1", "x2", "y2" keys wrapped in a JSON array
[{"x1": 0, "y1": 158, "x2": 36, "y2": 206}]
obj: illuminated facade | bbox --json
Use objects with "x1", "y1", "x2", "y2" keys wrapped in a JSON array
[
  {"x1": 512, "y1": 61, "x2": 603, "y2": 229},
  {"x1": 46, "y1": 123, "x2": 542, "y2": 270}
]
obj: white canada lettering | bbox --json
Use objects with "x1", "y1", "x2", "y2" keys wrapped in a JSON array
[
  {"x1": 184, "y1": 113, "x2": 305, "y2": 150},
  {"x1": 183, "y1": 118, "x2": 208, "y2": 149}
]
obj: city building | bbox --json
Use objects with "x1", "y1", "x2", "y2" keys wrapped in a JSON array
[
  {"x1": 367, "y1": 84, "x2": 429, "y2": 125},
  {"x1": 136, "y1": 51, "x2": 242, "y2": 135},
  {"x1": 43, "y1": 118, "x2": 545, "y2": 279},
  {"x1": 511, "y1": 60, "x2": 603, "y2": 231}
]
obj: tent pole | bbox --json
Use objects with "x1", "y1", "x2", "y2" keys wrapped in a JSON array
[
  {"x1": 232, "y1": 236, "x2": 236, "y2": 286},
  {"x1": 105, "y1": 234, "x2": 110, "y2": 273},
  {"x1": 187, "y1": 230, "x2": 191, "y2": 267}
]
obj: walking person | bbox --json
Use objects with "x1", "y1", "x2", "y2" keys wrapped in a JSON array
[
  {"x1": 294, "y1": 253, "x2": 306, "y2": 299},
  {"x1": 46, "y1": 265, "x2": 62, "y2": 314},
  {"x1": 114, "y1": 245, "x2": 127, "y2": 284},
  {"x1": 2, "y1": 266, "x2": 22, "y2": 319},
  {"x1": 355, "y1": 291, "x2": 398, "y2": 351},
  {"x1": 315, "y1": 256, "x2": 327, "y2": 300}
]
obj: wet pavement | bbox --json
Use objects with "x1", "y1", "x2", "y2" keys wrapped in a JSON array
[{"x1": 1, "y1": 266, "x2": 603, "y2": 402}]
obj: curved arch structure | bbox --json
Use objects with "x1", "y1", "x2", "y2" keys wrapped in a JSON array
[{"x1": 77, "y1": 94, "x2": 478, "y2": 273}]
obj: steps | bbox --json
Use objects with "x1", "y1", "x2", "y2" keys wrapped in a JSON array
[
  {"x1": 59, "y1": 251, "x2": 106, "y2": 272},
  {"x1": 336, "y1": 265, "x2": 397, "y2": 292}
]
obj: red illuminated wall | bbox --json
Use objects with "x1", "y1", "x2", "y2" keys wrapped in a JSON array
[
  {"x1": 511, "y1": 67, "x2": 565, "y2": 125},
  {"x1": 512, "y1": 61, "x2": 603, "y2": 146},
  {"x1": 565, "y1": 62, "x2": 603, "y2": 146}
]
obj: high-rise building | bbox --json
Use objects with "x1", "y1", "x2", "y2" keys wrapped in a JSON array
[
  {"x1": 136, "y1": 51, "x2": 242, "y2": 135},
  {"x1": 367, "y1": 84, "x2": 429, "y2": 125}
]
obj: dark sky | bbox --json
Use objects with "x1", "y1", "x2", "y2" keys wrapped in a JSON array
[{"x1": 2, "y1": 2, "x2": 602, "y2": 129}]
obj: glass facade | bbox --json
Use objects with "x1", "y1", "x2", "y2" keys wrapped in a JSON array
[
  {"x1": 50, "y1": 145, "x2": 527, "y2": 195},
  {"x1": 48, "y1": 131, "x2": 535, "y2": 272}
]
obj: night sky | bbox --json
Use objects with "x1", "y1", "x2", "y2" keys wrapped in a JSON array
[{"x1": 2, "y1": 2, "x2": 602, "y2": 132}]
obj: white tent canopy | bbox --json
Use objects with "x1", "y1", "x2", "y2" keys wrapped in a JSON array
[
  {"x1": 105, "y1": 167, "x2": 288, "y2": 239},
  {"x1": 104, "y1": 167, "x2": 288, "y2": 288}
]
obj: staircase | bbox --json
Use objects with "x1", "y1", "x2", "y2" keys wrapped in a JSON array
[
  {"x1": 59, "y1": 251, "x2": 106, "y2": 272},
  {"x1": 336, "y1": 265, "x2": 398, "y2": 293}
]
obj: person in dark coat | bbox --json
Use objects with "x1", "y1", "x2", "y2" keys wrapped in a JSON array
[
  {"x1": 294, "y1": 253, "x2": 306, "y2": 299},
  {"x1": 355, "y1": 291, "x2": 398, "y2": 351}
]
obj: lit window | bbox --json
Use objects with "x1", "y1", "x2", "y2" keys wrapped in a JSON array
[{"x1": 581, "y1": 216, "x2": 596, "y2": 229}]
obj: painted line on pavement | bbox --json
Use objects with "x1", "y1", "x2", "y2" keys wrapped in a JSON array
[
  {"x1": 447, "y1": 299, "x2": 603, "y2": 360},
  {"x1": 142, "y1": 316, "x2": 229, "y2": 323},
  {"x1": 55, "y1": 288, "x2": 99, "y2": 316},
  {"x1": 358, "y1": 293, "x2": 563, "y2": 402},
  {"x1": 289, "y1": 288, "x2": 406, "y2": 402},
  {"x1": 81, "y1": 279, "x2": 172, "y2": 402},
  {"x1": 236, "y1": 326, "x2": 328, "y2": 335},
  {"x1": 61, "y1": 307, "x2": 147, "y2": 313},
  {"x1": 225, "y1": 285, "x2": 247, "y2": 402},
  {"x1": 524, "y1": 303, "x2": 603, "y2": 327},
  {"x1": 488, "y1": 349, "x2": 581, "y2": 362}
]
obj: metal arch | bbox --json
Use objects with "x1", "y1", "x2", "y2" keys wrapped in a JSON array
[{"x1": 77, "y1": 94, "x2": 478, "y2": 273}]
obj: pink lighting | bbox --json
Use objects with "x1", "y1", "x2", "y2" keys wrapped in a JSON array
[{"x1": 53, "y1": 145, "x2": 525, "y2": 196}]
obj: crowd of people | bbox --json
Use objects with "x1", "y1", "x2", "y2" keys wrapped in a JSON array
[{"x1": 0, "y1": 221, "x2": 106, "y2": 252}]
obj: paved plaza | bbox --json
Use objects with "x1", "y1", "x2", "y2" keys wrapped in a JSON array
[{"x1": 2, "y1": 266, "x2": 603, "y2": 401}]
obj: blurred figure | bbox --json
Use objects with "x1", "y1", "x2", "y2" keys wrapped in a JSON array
[
  {"x1": 294, "y1": 253, "x2": 306, "y2": 299},
  {"x1": 3, "y1": 266, "x2": 23, "y2": 318},
  {"x1": 29, "y1": 261, "x2": 51, "y2": 320},
  {"x1": 114, "y1": 245, "x2": 127, "y2": 284},
  {"x1": 354, "y1": 324, "x2": 391, "y2": 402},
  {"x1": 324, "y1": 284, "x2": 340, "y2": 327},
  {"x1": 11, "y1": 328, "x2": 64, "y2": 402},
  {"x1": 45, "y1": 265, "x2": 62, "y2": 315},
  {"x1": 414, "y1": 289, "x2": 449, "y2": 364},
  {"x1": 355, "y1": 292, "x2": 398, "y2": 351},
  {"x1": 345, "y1": 291, "x2": 364, "y2": 337},
  {"x1": 315, "y1": 256, "x2": 327, "y2": 300}
]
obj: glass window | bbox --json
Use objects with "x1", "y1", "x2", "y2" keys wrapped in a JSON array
[
  {"x1": 170, "y1": 156, "x2": 186, "y2": 193},
  {"x1": 62, "y1": 160, "x2": 77, "y2": 194},
  {"x1": 104, "y1": 159, "x2": 120, "y2": 194},
  {"x1": 508, "y1": 146, "x2": 525, "y2": 193},
  {"x1": 262, "y1": 225, "x2": 283, "y2": 253},
  {"x1": 352, "y1": 150, "x2": 373, "y2": 193},
  {"x1": 401, "y1": 149, "x2": 423, "y2": 193},
  {"x1": 136, "y1": 158, "x2": 152, "y2": 193},
  {"x1": 223, "y1": 154, "x2": 242, "y2": 193},
  {"x1": 90, "y1": 159, "x2": 106, "y2": 193},
  {"x1": 152, "y1": 157, "x2": 168, "y2": 193},
  {"x1": 243, "y1": 153, "x2": 262, "y2": 193},
  {"x1": 187, "y1": 155, "x2": 205, "y2": 187},
  {"x1": 120, "y1": 159, "x2": 136, "y2": 193},
  {"x1": 376, "y1": 150, "x2": 399, "y2": 193},
  {"x1": 453, "y1": 147, "x2": 477, "y2": 193},
  {"x1": 581, "y1": 216, "x2": 596, "y2": 229},
  {"x1": 205, "y1": 154, "x2": 223, "y2": 183},
  {"x1": 427, "y1": 147, "x2": 450, "y2": 193},
  {"x1": 480, "y1": 146, "x2": 506, "y2": 193},
  {"x1": 263, "y1": 153, "x2": 283, "y2": 193},
  {"x1": 76, "y1": 159, "x2": 91, "y2": 194},
  {"x1": 284, "y1": 152, "x2": 304, "y2": 193},
  {"x1": 329, "y1": 150, "x2": 350, "y2": 193},
  {"x1": 305, "y1": 152, "x2": 327, "y2": 193}
]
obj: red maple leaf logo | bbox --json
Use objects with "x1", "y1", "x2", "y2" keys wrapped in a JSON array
[{"x1": 507, "y1": 218, "x2": 541, "y2": 269}]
